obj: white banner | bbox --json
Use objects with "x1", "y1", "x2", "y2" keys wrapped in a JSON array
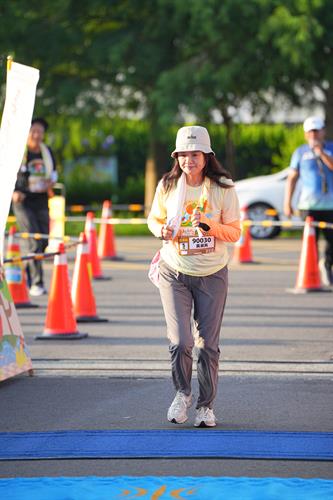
[{"x1": 0, "y1": 60, "x2": 40, "y2": 262}]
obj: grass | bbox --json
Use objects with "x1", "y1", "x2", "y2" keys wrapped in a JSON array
[
  {"x1": 65, "y1": 221, "x2": 151, "y2": 238},
  {"x1": 279, "y1": 229, "x2": 303, "y2": 239},
  {"x1": 113, "y1": 224, "x2": 151, "y2": 236}
]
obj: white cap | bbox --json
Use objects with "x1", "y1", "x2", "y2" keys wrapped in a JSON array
[
  {"x1": 303, "y1": 116, "x2": 325, "y2": 132},
  {"x1": 171, "y1": 126, "x2": 215, "y2": 158}
]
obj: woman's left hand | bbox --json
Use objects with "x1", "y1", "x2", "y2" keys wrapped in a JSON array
[{"x1": 191, "y1": 208, "x2": 201, "y2": 228}]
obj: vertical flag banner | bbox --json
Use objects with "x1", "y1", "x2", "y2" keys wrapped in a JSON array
[
  {"x1": 0, "y1": 58, "x2": 40, "y2": 261},
  {"x1": 0, "y1": 57, "x2": 39, "y2": 381}
]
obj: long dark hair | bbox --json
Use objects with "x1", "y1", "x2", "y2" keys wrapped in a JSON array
[{"x1": 162, "y1": 153, "x2": 233, "y2": 193}]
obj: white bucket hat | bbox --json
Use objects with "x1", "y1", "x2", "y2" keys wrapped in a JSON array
[
  {"x1": 171, "y1": 125, "x2": 215, "y2": 158},
  {"x1": 303, "y1": 116, "x2": 325, "y2": 132}
]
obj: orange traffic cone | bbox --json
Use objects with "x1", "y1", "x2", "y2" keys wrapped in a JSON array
[
  {"x1": 35, "y1": 243, "x2": 88, "y2": 339},
  {"x1": 289, "y1": 216, "x2": 330, "y2": 293},
  {"x1": 98, "y1": 200, "x2": 119, "y2": 260},
  {"x1": 71, "y1": 233, "x2": 108, "y2": 322},
  {"x1": 232, "y1": 207, "x2": 255, "y2": 264},
  {"x1": 85, "y1": 211, "x2": 110, "y2": 280},
  {"x1": 4, "y1": 226, "x2": 38, "y2": 309}
]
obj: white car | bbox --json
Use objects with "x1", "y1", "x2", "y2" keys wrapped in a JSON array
[{"x1": 234, "y1": 167, "x2": 300, "y2": 239}]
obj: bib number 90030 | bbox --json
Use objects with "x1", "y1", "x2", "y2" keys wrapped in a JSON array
[{"x1": 177, "y1": 235, "x2": 215, "y2": 255}]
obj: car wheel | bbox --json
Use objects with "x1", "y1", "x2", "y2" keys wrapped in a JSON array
[{"x1": 246, "y1": 203, "x2": 281, "y2": 239}]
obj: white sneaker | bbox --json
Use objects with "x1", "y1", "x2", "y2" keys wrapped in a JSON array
[
  {"x1": 194, "y1": 407, "x2": 217, "y2": 427},
  {"x1": 167, "y1": 392, "x2": 193, "y2": 424},
  {"x1": 29, "y1": 285, "x2": 47, "y2": 297}
]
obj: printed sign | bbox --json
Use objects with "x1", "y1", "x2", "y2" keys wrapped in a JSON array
[{"x1": 0, "y1": 273, "x2": 32, "y2": 382}]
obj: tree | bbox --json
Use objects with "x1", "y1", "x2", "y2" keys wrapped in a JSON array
[
  {"x1": 1, "y1": 0, "x2": 196, "y2": 209},
  {"x1": 260, "y1": 0, "x2": 333, "y2": 137},
  {"x1": 152, "y1": 0, "x2": 278, "y2": 179},
  {"x1": 4, "y1": 0, "x2": 331, "y2": 204},
  {"x1": 98, "y1": 0, "x2": 193, "y2": 210},
  {"x1": 0, "y1": 1, "x2": 89, "y2": 110}
]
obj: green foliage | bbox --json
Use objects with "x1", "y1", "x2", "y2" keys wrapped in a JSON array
[
  {"x1": 117, "y1": 175, "x2": 145, "y2": 204},
  {"x1": 66, "y1": 172, "x2": 115, "y2": 205},
  {"x1": 57, "y1": 119, "x2": 306, "y2": 205},
  {"x1": 2, "y1": 0, "x2": 332, "y2": 204},
  {"x1": 64, "y1": 152, "x2": 146, "y2": 204},
  {"x1": 48, "y1": 116, "x2": 148, "y2": 184},
  {"x1": 271, "y1": 125, "x2": 305, "y2": 170},
  {"x1": 260, "y1": 0, "x2": 333, "y2": 134},
  {"x1": 109, "y1": 120, "x2": 149, "y2": 184},
  {"x1": 232, "y1": 124, "x2": 288, "y2": 177},
  {"x1": 205, "y1": 123, "x2": 303, "y2": 179}
]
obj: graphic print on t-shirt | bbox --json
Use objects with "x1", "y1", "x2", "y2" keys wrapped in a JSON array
[
  {"x1": 181, "y1": 197, "x2": 210, "y2": 227},
  {"x1": 177, "y1": 195, "x2": 215, "y2": 255},
  {"x1": 27, "y1": 158, "x2": 50, "y2": 193}
]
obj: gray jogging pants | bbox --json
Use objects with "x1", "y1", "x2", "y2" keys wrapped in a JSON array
[{"x1": 158, "y1": 259, "x2": 228, "y2": 409}]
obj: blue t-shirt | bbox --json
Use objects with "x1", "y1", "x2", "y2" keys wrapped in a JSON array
[{"x1": 290, "y1": 142, "x2": 333, "y2": 210}]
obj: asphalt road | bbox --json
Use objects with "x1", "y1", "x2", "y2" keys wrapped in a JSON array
[{"x1": 1, "y1": 237, "x2": 333, "y2": 479}]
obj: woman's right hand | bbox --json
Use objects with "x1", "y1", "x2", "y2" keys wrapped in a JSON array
[
  {"x1": 12, "y1": 191, "x2": 25, "y2": 203},
  {"x1": 161, "y1": 224, "x2": 173, "y2": 240}
]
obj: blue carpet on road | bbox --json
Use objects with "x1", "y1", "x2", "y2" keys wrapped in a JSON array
[
  {"x1": 0, "y1": 430, "x2": 332, "y2": 460},
  {"x1": 0, "y1": 476, "x2": 332, "y2": 500}
]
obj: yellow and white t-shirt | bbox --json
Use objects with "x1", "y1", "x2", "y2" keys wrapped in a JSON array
[{"x1": 148, "y1": 177, "x2": 240, "y2": 276}]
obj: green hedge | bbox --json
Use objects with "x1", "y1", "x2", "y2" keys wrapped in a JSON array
[
  {"x1": 207, "y1": 123, "x2": 304, "y2": 179},
  {"x1": 47, "y1": 118, "x2": 304, "y2": 204},
  {"x1": 64, "y1": 165, "x2": 145, "y2": 205}
]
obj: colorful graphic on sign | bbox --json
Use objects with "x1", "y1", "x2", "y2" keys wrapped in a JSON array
[{"x1": 0, "y1": 273, "x2": 32, "y2": 382}]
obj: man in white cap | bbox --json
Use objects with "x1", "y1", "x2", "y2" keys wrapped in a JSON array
[{"x1": 284, "y1": 116, "x2": 333, "y2": 285}]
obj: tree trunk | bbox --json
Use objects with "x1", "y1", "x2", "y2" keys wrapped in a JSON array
[
  {"x1": 144, "y1": 126, "x2": 170, "y2": 216},
  {"x1": 144, "y1": 148, "x2": 157, "y2": 215},
  {"x1": 221, "y1": 108, "x2": 237, "y2": 180},
  {"x1": 324, "y1": 83, "x2": 333, "y2": 140}
]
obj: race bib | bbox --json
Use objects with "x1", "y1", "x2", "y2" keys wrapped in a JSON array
[{"x1": 177, "y1": 234, "x2": 215, "y2": 255}]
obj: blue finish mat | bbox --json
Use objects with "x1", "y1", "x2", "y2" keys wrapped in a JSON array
[
  {"x1": 0, "y1": 430, "x2": 332, "y2": 461},
  {"x1": 0, "y1": 476, "x2": 333, "y2": 500}
]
